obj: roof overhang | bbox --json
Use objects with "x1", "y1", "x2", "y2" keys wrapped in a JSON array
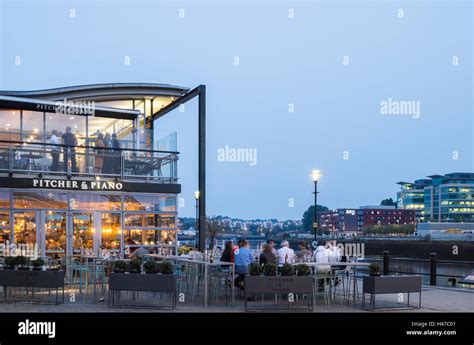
[
  {"x1": 0, "y1": 83, "x2": 189, "y2": 102},
  {"x1": 0, "y1": 95, "x2": 139, "y2": 120}
]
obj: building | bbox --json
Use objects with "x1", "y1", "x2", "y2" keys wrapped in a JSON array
[
  {"x1": 396, "y1": 179, "x2": 431, "y2": 222},
  {"x1": 357, "y1": 206, "x2": 416, "y2": 231},
  {"x1": 416, "y1": 222, "x2": 473, "y2": 240},
  {"x1": 424, "y1": 173, "x2": 474, "y2": 223},
  {"x1": 319, "y1": 208, "x2": 359, "y2": 236},
  {"x1": 397, "y1": 173, "x2": 474, "y2": 223},
  {"x1": 0, "y1": 83, "x2": 205, "y2": 258}
]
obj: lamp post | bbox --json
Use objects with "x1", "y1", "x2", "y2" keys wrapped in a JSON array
[
  {"x1": 194, "y1": 191, "x2": 200, "y2": 248},
  {"x1": 311, "y1": 170, "x2": 322, "y2": 243}
]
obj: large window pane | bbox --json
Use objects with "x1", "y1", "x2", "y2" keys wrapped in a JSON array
[
  {"x1": 101, "y1": 213, "x2": 121, "y2": 252},
  {"x1": 22, "y1": 111, "x2": 45, "y2": 143},
  {"x1": 13, "y1": 211, "x2": 36, "y2": 245},
  {"x1": 13, "y1": 191, "x2": 68, "y2": 209},
  {"x1": 0, "y1": 109, "x2": 21, "y2": 141},
  {"x1": 69, "y1": 193, "x2": 121, "y2": 211}
]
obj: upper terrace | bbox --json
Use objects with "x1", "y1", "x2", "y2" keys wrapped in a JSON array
[{"x1": 0, "y1": 83, "x2": 189, "y2": 185}]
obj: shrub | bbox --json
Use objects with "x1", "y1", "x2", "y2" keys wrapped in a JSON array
[
  {"x1": 248, "y1": 262, "x2": 263, "y2": 276},
  {"x1": 14, "y1": 256, "x2": 28, "y2": 267},
  {"x1": 113, "y1": 260, "x2": 128, "y2": 273},
  {"x1": 263, "y1": 263, "x2": 277, "y2": 276},
  {"x1": 31, "y1": 258, "x2": 45, "y2": 268},
  {"x1": 4, "y1": 256, "x2": 16, "y2": 268},
  {"x1": 369, "y1": 263, "x2": 381, "y2": 276},
  {"x1": 295, "y1": 264, "x2": 310, "y2": 276},
  {"x1": 129, "y1": 258, "x2": 142, "y2": 273},
  {"x1": 160, "y1": 261, "x2": 173, "y2": 274},
  {"x1": 143, "y1": 260, "x2": 158, "y2": 274},
  {"x1": 279, "y1": 263, "x2": 294, "y2": 276}
]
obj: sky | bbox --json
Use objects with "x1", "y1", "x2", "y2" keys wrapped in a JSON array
[{"x1": 0, "y1": 0, "x2": 472, "y2": 220}]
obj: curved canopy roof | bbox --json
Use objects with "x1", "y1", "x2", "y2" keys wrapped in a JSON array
[{"x1": 0, "y1": 83, "x2": 189, "y2": 101}]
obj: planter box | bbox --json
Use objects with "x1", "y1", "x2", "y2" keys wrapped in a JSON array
[
  {"x1": 0, "y1": 270, "x2": 64, "y2": 289},
  {"x1": 362, "y1": 275, "x2": 422, "y2": 311},
  {"x1": 244, "y1": 275, "x2": 313, "y2": 311},
  {"x1": 0, "y1": 270, "x2": 65, "y2": 304},
  {"x1": 108, "y1": 273, "x2": 176, "y2": 309}
]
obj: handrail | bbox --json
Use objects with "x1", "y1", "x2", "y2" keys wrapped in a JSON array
[{"x1": 0, "y1": 140, "x2": 179, "y2": 155}]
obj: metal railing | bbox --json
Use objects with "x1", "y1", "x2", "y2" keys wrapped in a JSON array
[{"x1": 0, "y1": 140, "x2": 179, "y2": 183}]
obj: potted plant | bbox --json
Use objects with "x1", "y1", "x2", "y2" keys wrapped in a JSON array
[
  {"x1": 279, "y1": 263, "x2": 294, "y2": 276},
  {"x1": 248, "y1": 262, "x2": 263, "y2": 276},
  {"x1": 14, "y1": 256, "x2": 28, "y2": 270},
  {"x1": 129, "y1": 258, "x2": 142, "y2": 273},
  {"x1": 159, "y1": 261, "x2": 173, "y2": 274},
  {"x1": 143, "y1": 260, "x2": 158, "y2": 274},
  {"x1": 31, "y1": 258, "x2": 45, "y2": 271},
  {"x1": 369, "y1": 263, "x2": 381, "y2": 276},
  {"x1": 263, "y1": 263, "x2": 277, "y2": 276},
  {"x1": 113, "y1": 260, "x2": 128, "y2": 273},
  {"x1": 4, "y1": 256, "x2": 16, "y2": 269},
  {"x1": 295, "y1": 264, "x2": 310, "y2": 276}
]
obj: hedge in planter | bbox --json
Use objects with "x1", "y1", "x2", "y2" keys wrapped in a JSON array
[
  {"x1": 143, "y1": 260, "x2": 158, "y2": 274},
  {"x1": 160, "y1": 261, "x2": 174, "y2": 274},
  {"x1": 263, "y1": 263, "x2": 277, "y2": 276},
  {"x1": 279, "y1": 263, "x2": 294, "y2": 276},
  {"x1": 129, "y1": 258, "x2": 142, "y2": 273},
  {"x1": 31, "y1": 258, "x2": 45, "y2": 271},
  {"x1": 248, "y1": 262, "x2": 263, "y2": 276},
  {"x1": 295, "y1": 264, "x2": 310, "y2": 276},
  {"x1": 113, "y1": 260, "x2": 128, "y2": 273}
]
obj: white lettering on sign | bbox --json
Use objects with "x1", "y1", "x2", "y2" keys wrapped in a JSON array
[{"x1": 32, "y1": 179, "x2": 123, "y2": 191}]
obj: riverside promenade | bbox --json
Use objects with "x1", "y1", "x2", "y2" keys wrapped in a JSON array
[{"x1": 0, "y1": 284, "x2": 472, "y2": 313}]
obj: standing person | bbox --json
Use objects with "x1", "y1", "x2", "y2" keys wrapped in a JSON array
[
  {"x1": 259, "y1": 243, "x2": 277, "y2": 265},
  {"x1": 102, "y1": 133, "x2": 112, "y2": 174},
  {"x1": 49, "y1": 130, "x2": 60, "y2": 171},
  {"x1": 220, "y1": 241, "x2": 234, "y2": 263},
  {"x1": 111, "y1": 133, "x2": 121, "y2": 174},
  {"x1": 62, "y1": 127, "x2": 77, "y2": 172},
  {"x1": 266, "y1": 239, "x2": 277, "y2": 255},
  {"x1": 277, "y1": 240, "x2": 295, "y2": 265},
  {"x1": 234, "y1": 239, "x2": 253, "y2": 289},
  {"x1": 295, "y1": 241, "x2": 312, "y2": 262},
  {"x1": 94, "y1": 133, "x2": 105, "y2": 173}
]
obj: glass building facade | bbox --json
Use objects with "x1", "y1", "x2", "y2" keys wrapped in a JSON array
[
  {"x1": 0, "y1": 83, "x2": 188, "y2": 259},
  {"x1": 398, "y1": 173, "x2": 474, "y2": 223}
]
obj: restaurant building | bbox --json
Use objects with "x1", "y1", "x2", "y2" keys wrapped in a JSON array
[{"x1": 0, "y1": 83, "x2": 206, "y2": 259}]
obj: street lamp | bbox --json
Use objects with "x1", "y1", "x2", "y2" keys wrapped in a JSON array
[
  {"x1": 194, "y1": 191, "x2": 200, "y2": 248},
  {"x1": 311, "y1": 170, "x2": 322, "y2": 243}
]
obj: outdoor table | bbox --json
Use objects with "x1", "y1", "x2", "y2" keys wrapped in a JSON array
[
  {"x1": 292, "y1": 262, "x2": 370, "y2": 303},
  {"x1": 145, "y1": 254, "x2": 235, "y2": 308}
]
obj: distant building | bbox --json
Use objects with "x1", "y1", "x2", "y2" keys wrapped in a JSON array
[
  {"x1": 397, "y1": 172, "x2": 474, "y2": 223},
  {"x1": 319, "y1": 208, "x2": 359, "y2": 236},
  {"x1": 357, "y1": 206, "x2": 416, "y2": 231},
  {"x1": 397, "y1": 179, "x2": 431, "y2": 221}
]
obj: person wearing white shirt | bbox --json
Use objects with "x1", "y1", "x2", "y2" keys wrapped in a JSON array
[
  {"x1": 49, "y1": 130, "x2": 61, "y2": 171},
  {"x1": 314, "y1": 244, "x2": 331, "y2": 273},
  {"x1": 277, "y1": 240, "x2": 295, "y2": 265}
]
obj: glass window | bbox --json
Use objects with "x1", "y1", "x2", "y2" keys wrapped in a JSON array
[
  {"x1": 0, "y1": 210, "x2": 10, "y2": 244},
  {"x1": 22, "y1": 111, "x2": 45, "y2": 143},
  {"x1": 69, "y1": 193, "x2": 121, "y2": 211},
  {"x1": 45, "y1": 211, "x2": 67, "y2": 257},
  {"x1": 0, "y1": 109, "x2": 21, "y2": 141},
  {"x1": 13, "y1": 191, "x2": 68, "y2": 209},
  {"x1": 123, "y1": 229, "x2": 158, "y2": 246},
  {"x1": 101, "y1": 213, "x2": 121, "y2": 252},
  {"x1": 124, "y1": 213, "x2": 158, "y2": 228},
  {"x1": 73, "y1": 212, "x2": 94, "y2": 254},
  {"x1": 124, "y1": 194, "x2": 159, "y2": 211},
  {"x1": 0, "y1": 191, "x2": 10, "y2": 208},
  {"x1": 13, "y1": 211, "x2": 36, "y2": 245}
]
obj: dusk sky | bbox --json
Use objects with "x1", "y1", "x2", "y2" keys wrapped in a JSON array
[{"x1": 0, "y1": 0, "x2": 472, "y2": 220}]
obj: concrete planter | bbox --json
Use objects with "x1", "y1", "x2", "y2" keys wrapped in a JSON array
[
  {"x1": 244, "y1": 275, "x2": 313, "y2": 311},
  {"x1": 362, "y1": 275, "x2": 422, "y2": 310},
  {"x1": 108, "y1": 273, "x2": 177, "y2": 309},
  {"x1": 0, "y1": 269, "x2": 64, "y2": 288}
]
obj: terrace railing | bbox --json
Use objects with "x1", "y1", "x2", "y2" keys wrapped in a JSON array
[{"x1": 0, "y1": 140, "x2": 178, "y2": 183}]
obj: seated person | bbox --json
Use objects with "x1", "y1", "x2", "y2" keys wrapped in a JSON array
[
  {"x1": 259, "y1": 244, "x2": 276, "y2": 265},
  {"x1": 295, "y1": 241, "x2": 312, "y2": 262}
]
